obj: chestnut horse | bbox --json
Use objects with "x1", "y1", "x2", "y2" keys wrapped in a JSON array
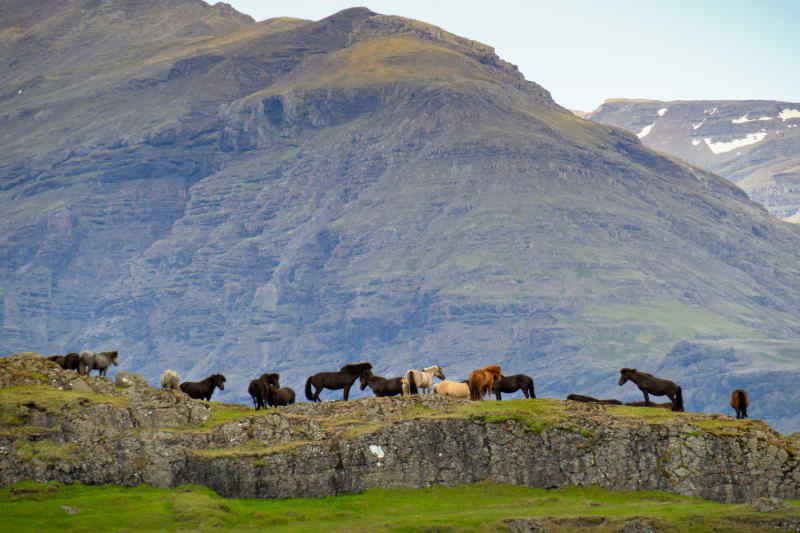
[
  {"x1": 618, "y1": 368, "x2": 684, "y2": 412},
  {"x1": 468, "y1": 365, "x2": 503, "y2": 400},
  {"x1": 730, "y1": 389, "x2": 749, "y2": 419}
]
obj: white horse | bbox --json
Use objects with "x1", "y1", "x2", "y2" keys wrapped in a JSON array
[
  {"x1": 433, "y1": 380, "x2": 470, "y2": 398},
  {"x1": 161, "y1": 369, "x2": 180, "y2": 389},
  {"x1": 402, "y1": 365, "x2": 445, "y2": 395}
]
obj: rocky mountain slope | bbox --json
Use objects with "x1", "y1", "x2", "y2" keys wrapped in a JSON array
[
  {"x1": 2, "y1": 2, "x2": 800, "y2": 431},
  {"x1": 2, "y1": 353, "x2": 800, "y2": 504},
  {"x1": 588, "y1": 99, "x2": 800, "y2": 220}
]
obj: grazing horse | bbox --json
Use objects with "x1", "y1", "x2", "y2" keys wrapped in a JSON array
[
  {"x1": 625, "y1": 400, "x2": 674, "y2": 409},
  {"x1": 79, "y1": 350, "x2": 119, "y2": 376},
  {"x1": 619, "y1": 368, "x2": 684, "y2": 412},
  {"x1": 63, "y1": 353, "x2": 80, "y2": 372},
  {"x1": 248, "y1": 379, "x2": 268, "y2": 410},
  {"x1": 433, "y1": 380, "x2": 470, "y2": 399},
  {"x1": 160, "y1": 369, "x2": 180, "y2": 389},
  {"x1": 730, "y1": 389, "x2": 749, "y2": 419},
  {"x1": 494, "y1": 374, "x2": 536, "y2": 400},
  {"x1": 305, "y1": 362, "x2": 372, "y2": 402},
  {"x1": 180, "y1": 373, "x2": 226, "y2": 401},
  {"x1": 469, "y1": 365, "x2": 503, "y2": 400},
  {"x1": 567, "y1": 394, "x2": 622, "y2": 405},
  {"x1": 360, "y1": 371, "x2": 403, "y2": 397},
  {"x1": 267, "y1": 384, "x2": 296, "y2": 406},
  {"x1": 402, "y1": 365, "x2": 446, "y2": 395}
]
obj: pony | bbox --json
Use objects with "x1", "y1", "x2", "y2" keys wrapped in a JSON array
[
  {"x1": 79, "y1": 350, "x2": 119, "y2": 376},
  {"x1": 267, "y1": 384, "x2": 296, "y2": 406},
  {"x1": 730, "y1": 389, "x2": 749, "y2": 419},
  {"x1": 433, "y1": 380, "x2": 470, "y2": 399},
  {"x1": 47, "y1": 355, "x2": 66, "y2": 368},
  {"x1": 402, "y1": 365, "x2": 446, "y2": 395},
  {"x1": 248, "y1": 379, "x2": 268, "y2": 410},
  {"x1": 305, "y1": 362, "x2": 372, "y2": 402},
  {"x1": 259, "y1": 373, "x2": 280, "y2": 388},
  {"x1": 619, "y1": 368, "x2": 684, "y2": 412},
  {"x1": 161, "y1": 370, "x2": 180, "y2": 389},
  {"x1": 180, "y1": 373, "x2": 226, "y2": 401},
  {"x1": 494, "y1": 374, "x2": 536, "y2": 400},
  {"x1": 360, "y1": 370, "x2": 403, "y2": 397},
  {"x1": 469, "y1": 365, "x2": 503, "y2": 400},
  {"x1": 625, "y1": 400, "x2": 673, "y2": 409},
  {"x1": 63, "y1": 353, "x2": 80, "y2": 372},
  {"x1": 567, "y1": 394, "x2": 622, "y2": 405}
]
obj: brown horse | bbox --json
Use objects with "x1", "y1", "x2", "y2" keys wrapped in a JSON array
[
  {"x1": 730, "y1": 389, "x2": 749, "y2": 419},
  {"x1": 494, "y1": 374, "x2": 535, "y2": 400},
  {"x1": 47, "y1": 355, "x2": 66, "y2": 368},
  {"x1": 618, "y1": 368, "x2": 684, "y2": 412},
  {"x1": 468, "y1": 365, "x2": 503, "y2": 400},
  {"x1": 180, "y1": 373, "x2": 226, "y2": 401},
  {"x1": 360, "y1": 371, "x2": 403, "y2": 397},
  {"x1": 567, "y1": 394, "x2": 622, "y2": 405},
  {"x1": 625, "y1": 400, "x2": 673, "y2": 409},
  {"x1": 267, "y1": 384, "x2": 296, "y2": 406},
  {"x1": 63, "y1": 353, "x2": 80, "y2": 372},
  {"x1": 305, "y1": 362, "x2": 372, "y2": 402}
]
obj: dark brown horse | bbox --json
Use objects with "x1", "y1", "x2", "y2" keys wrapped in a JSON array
[
  {"x1": 305, "y1": 362, "x2": 372, "y2": 402},
  {"x1": 267, "y1": 384, "x2": 296, "y2": 406},
  {"x1": 360, "y1": 370, "x2": 403, "y2": 397},
  {"x1": 248, "y1": 379, "x2": 268, "y2": 410},
  {"x1": 494, "y1": 374, "x2": 535, "y2": 400},
  {"x1": 47, "y1": 355, "x2": 66, "y2": 368},
  {"x1": 469, "y1": 365, "x2": 503, "y2": 401},
  {"x1": 730, "y1": 389, "x2": 749, "y2": 419},
  {"x1": 619, "y1": 368, "x2": 684, "y2": 412},
  {"x1": 567, "y1": 394, "x2": 622, "y2": 405},
  {"x1": 180, "y1": 373, "x2": 226, "y2": 401},
  {"x1": 625, "y1": 400, "x2": 673, "y2": 409},
  {"x1": 63, "y1": 352, "x2": 80, "y2": 372}
]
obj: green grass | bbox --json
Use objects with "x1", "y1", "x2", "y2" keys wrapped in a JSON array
[{"x1": 2, "y1": 481, "x2": 796, "y2": 533}]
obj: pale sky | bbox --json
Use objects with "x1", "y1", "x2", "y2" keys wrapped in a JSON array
[{"x1": 210, "y1": 1, "x2": 799, "y2": 112}]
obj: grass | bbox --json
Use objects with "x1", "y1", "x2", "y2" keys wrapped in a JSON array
[{"x1": 2, "y1": 481, "x2": 797, "y2": 533}]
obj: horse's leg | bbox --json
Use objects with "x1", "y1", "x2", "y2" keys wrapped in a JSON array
[
  {"x1": 642, "y1": 390, "x2": 650, "y2": 404},
  {"x1": 343, "y1": 384, "x2": 351, "y2": 401}
]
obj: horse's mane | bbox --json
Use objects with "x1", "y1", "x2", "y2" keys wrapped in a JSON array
[
  {"x1": 340, "y1": 362, "x2": 372, "y2": 374},
  {"x1": 482, "y1": 365, "x2": 502, "y2": 375}
]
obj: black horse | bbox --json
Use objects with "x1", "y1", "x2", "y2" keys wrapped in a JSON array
[
  {"x1": 180, "y1": 373, "x2": 226, "y2": 401},
  {"x1": 360, "y1": 370, "x2": 403, "y2": 397},
  {"x1": 619, "y1": 368, "x2": 684, "y2": 412},
  {"x1": 267, "y1": 384, "x2": 296, "y2": 406},
  {"x1": 305, "y1": 362, "x2": 372, "y2": 402},
  {"x1": 248, "y1": 379, "x2": 268, "y2": 410},
  {"x1": 494, "y1": 374, "x2": 536, "y2": 400},
  {"x1": 567, "y1": 394, "x2": 622, "y2": 405},
  {"x1": 63, "y1": 352, "x2": 80, "y2": 372}
]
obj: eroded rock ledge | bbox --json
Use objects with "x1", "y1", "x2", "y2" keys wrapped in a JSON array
[{"x1": 1, "y1": 352, "x2": 798, "y2": 502}]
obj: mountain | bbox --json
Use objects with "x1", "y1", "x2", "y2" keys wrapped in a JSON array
[
  {"x1": 2, "y1": 1, "x2": 800, "y2": 430},
  {"x1": 588, "y1": 99, "x2": 800, "y2": 220}
]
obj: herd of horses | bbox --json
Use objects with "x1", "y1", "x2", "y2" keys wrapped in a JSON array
[{"x1": 45, "y1": 352, "x2": 751, "y2": 419}]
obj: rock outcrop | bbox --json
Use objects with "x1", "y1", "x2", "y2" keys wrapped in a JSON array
[{"x1": 1, "y1": 353, "x2": 799, "y2": 503}]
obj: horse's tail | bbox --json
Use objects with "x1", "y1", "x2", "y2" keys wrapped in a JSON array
[
  {"x1": 674, "y1": 386, "x2": 684, "y2": 412},
  {"x1": 406, "y1": 370, "x2": 418, "y2": 395},
  {"x1": 527, "y1": 378, "x2": 536, "y2": 399},
  {"x1": 305, "y1": 376, "x2": 314, "y2": 401}
]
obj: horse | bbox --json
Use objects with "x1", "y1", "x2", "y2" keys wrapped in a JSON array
[
  {"x1": 47, "y1": 355, "x2": 66, "y2": 368},
  {"x1": 160, "y1": 369, "x2": 180, "y2": 389},
  {"x1": 469, "y1": 365, "x2": 503, "y2": 400},
  {"x1": 259, "y1": 373, "x2": 280, "y2": 388},
  {"x1": 305, "y1": 362, "x2": 372, "y2": 402},
  {"x1": 401, "y1": 365, "x2": 445, "y2": 395},
  {"x1": 360, "y1": 371, "x2": 403, "y2": 397},
  {"x1": 248, "y1": 379, "x2": 268, "y2": 409},
  {"x1": 567, "y1": 394, "x2": 622, "y2": 405},
  {"x1": 79, "y1": 350, "x2": 119, "y2": 376},
  {"x1": 180, "y1": 373, "x2": 226, "y2": 401},
  {"x1": 494, "y1": 374, "x2": 536, "y2": 400},
  {"x1": 730, "y1": 389, "x2": 749, "y2": 419},
  {"x1": 63, "y1": 353, "x2": 80, "y2": 372},
  {"x1": 433, "y1": 380, "x2": 470, "y2": 399},
  {"x1": 618, "y1": 368, "x2": 684, "y2": 412},
  {"x1": 267, "y1": 384, "x2": 296, "y2": 406}
]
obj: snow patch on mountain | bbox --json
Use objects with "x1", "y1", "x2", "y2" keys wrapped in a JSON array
[
  {"x1": 732, "y1": 114, "x2": 773, "y2": 124},
  {"x1": 637, "y1": 123, "x2": 654, "y2": 138},
  {"x1": 779, "y1": 109, "x2": 800, "y2": 121},
  {"x1": 703, "y1": 132, "x2": 767, "y2": 154},
  {"x1": 658, "y1": 107, "x2": 668, "y2": 117}
]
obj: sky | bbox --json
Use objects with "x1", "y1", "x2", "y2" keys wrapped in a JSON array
[{"x1": 208, "y1": 1, "x2": 799, "y2": 112}]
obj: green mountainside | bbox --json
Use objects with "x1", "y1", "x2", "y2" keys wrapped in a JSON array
[{"x1": 2, "y1": 2, "x2": 800, "y2": 430}]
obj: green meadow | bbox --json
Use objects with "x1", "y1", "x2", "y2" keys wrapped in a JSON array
[{"x1": 3, "y1": 480, "x2": 797, "y2": 533}]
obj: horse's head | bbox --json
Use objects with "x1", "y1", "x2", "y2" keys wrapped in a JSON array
[
  {"x1": 260, "y1": 373, "x2": 280, "y2": 388},
  {"x1": 359, "y1": 369, "x2": 373, "y2": 390},
  {"x1": 425, "y1": 365, "x2": 445, "y2": 380},
  {"x1": 105, "y1": 350, "x2": 119, "y2": 365},
  {"x1": 618, "y1": 368, "x2": 635, "y2": 386},
  {"x1": 213, "y1": 373, "x2": 226, "y2": 390}
]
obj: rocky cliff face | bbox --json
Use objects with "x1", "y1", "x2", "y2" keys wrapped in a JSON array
[
  {"x1": 588, "y1": 99, "x2": 800, "y2": 220},
  {"x1": 2, "y1": 353, "x2": 799, "y2": 504},
  {"x1": 2, "y1": 3, "x2": 800, "y2": 432}
]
